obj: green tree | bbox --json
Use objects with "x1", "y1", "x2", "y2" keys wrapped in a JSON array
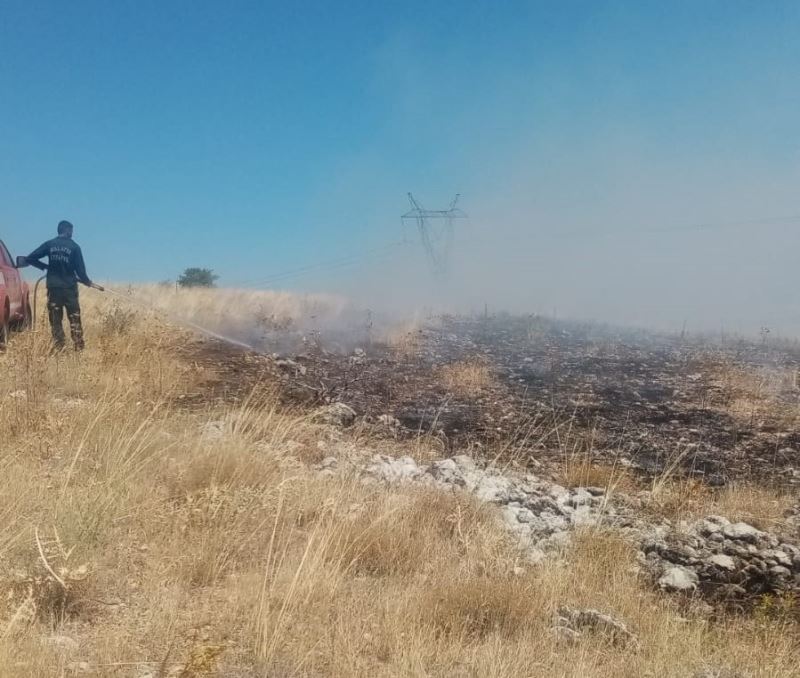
[{"x1": 178, "y1": 268, "x2": 219, "y2": 288}]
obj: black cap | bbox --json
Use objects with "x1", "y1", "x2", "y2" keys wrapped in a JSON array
[{"x1": 57, "y1": 220, "x2": 73, "y2": 234}]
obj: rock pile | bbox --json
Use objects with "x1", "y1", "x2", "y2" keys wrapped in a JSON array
[
  {"x1": 319, "y1": 450, "x2": 800, "y2": 607},
  {"x1": 643, "y1": 515, "x2": 800, "y2": 602},
  {"x1": 360, "y1": 454, "x2": 626, "y2": 560}
]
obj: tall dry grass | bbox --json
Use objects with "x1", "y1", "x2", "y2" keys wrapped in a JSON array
[
  {"x1": 705, "y1": 358, "x2": 800, "y2": 430},
  {"x1": 439, "y1": 358, "x2": 497, "y2": 397},
  {"x1": 0, "y1": 287, "x2": 796, "y2": 676},
  {"x1": 648, "y1": 477, "x2": 797, "y2": 532},
  {"x1": 102, "y1": 283, "x2": 350, "y2": 353}
]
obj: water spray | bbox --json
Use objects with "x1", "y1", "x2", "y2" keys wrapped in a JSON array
[{"x1": 100, "y1": 285, "x2": 257, "y2": 351}]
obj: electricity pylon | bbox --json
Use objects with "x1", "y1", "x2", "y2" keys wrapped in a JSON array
[{"x1": 401, "y1": 193, "x2": 467, "y2": 276}]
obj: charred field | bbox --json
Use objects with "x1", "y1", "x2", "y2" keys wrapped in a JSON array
[{"x1": 191, "y1": 312, "x2": 800, "y2": 489}]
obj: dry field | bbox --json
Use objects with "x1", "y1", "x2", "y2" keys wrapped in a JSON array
[{"x1": 0, "y1": 286, "x2": 797, "y2": 677}]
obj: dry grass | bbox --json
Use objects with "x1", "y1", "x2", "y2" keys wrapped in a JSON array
[
  {"x1": 382, "y1": 315, "x2": 427, "y2": 357},
  {"x1": 560, "y1": 455, "x2": 639, "y2": 495},
  {"x1": 649, "y1": 478, "x2": 797, "y2": 531},
  {"x1": 0, "y1": 286, "x2": 796, "y2": 676},
  {"x1": 439, "y1": 358, "x2": 497, "y2": 397},
  {"x1": 709, "y1": 485, "x2": 797, "y2": 529},
  {"x1": 554, "y1": 423, "x2": 640, "y2": 495},
  {"x1": 123, "y1": 283, "x2": 347, "y2": 327},
  {"x1": 104, "y1": 283, "x2": 349, "y2": 352},
  {"x1": 631, "y1": 434, "x2": 798, "y2": 531},
  {"x1": 706, "y1": 359, "x2": 800, "y2": 430}
]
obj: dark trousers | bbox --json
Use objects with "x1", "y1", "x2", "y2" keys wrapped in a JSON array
[{"x1": 48, "y1": 286, "x2": 84, "y2": 350}]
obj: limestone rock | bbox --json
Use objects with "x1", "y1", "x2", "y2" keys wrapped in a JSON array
[
  {"x1": 315, "y1": 402, "x2": 357, "y2": 427},
  {"x1": 722, "y1": 522, "x2": 763, "y2": 543},
  {"x1": 706, "y1": 554, "x2": 736, "y2": 571},
  {"x1": 659, "y1": 566, "x2": 699, "y2": 592},
  {"x1": 555, "y1": 607, "x2": 640, "y2": 649},
  {"x1": 365, "y1": 455, "x2": 422, "y2": 483}
]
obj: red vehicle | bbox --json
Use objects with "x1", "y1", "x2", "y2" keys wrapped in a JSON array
[{"x1": 0, "y1": 239, "x2": 32, "y2": 346}]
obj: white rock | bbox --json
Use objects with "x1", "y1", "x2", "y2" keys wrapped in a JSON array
[
  {"x1": 760, "y1": 549, "x2": 792, "y2": 567},
  {"x1": 707, "y1": 554, "x2": 736, "y2": 571},
  {"x1": 722, "y1": 522, "x2": 763, "y2": 542},
  {"x1": 585, "y1": 487, "x2": 606, "y2": 497},
  {"x1": 570, "y1": 504, "x2": 596, "y2": 526},
  {"x1": 540, "y1": 511, "x2": 569, "y2": 532},
  {"x1": 427, "y1": 458, "x2": 461, "y2": 484},
  {"x1": 377, "y1": 414, "x2": 401, "y2": 429},
  {"x1": 548, "y1": 484, "x2": 570, "y2": 500},
  {"x1": 769, "y1": 565, "x2": 792, "y2": 578},
  {"x1": 569, "y1": 489, "x2": 595, "y2": 507},
  {"x1": 699, "y1": 519, "x2": 723, "y2": 535},
  {"x1": 316, "y1": 403, "x2": 357, "y2": 427},
  {"x1": 472, "y1": 475, "x2": 514, "y2": 503},
  {"x1": 365, "y1": 455, "x2": 422, "y2": 483},
  {"x1": 705, "y1": 515, "x2": 731, "y2": 527},
  {"x1": 512, "y1": 507, "x2": 537, "y2": 524},
  {"x1": 200, "y1": 420, "x2": 226, "y2": 440},
  {"x1": 501, "y1": 509, "x2": 533, "y2": 537},
  {"x1": 551, "y1": 625, "x2": 581, "y2": 645},
  {"x1": 44, "y1": 635, "x2": 79, "y2": 652},
  {"x1": 526, "y1": 548, "x2": 547, "y2": 564},
  {"x1": 351, "y1": 451, "x2": 638, "y2": 565},
  {"x1": 452, "y1": 454, "x2": 477, "y2": 470},
  {"x1": 53, "y1": 396, "x2": 87, "y2": 409},
  {"x1": 659, "y1": 566, "x2": 699, "y2": 592},
  {"x1": 275, "y1": 358, "x2": 306, "y2": 375},
  {"x1": 556, "y1": 606, "x2": 639, "y2": 648},
  {"x1": 318, "y1": 457, "x2": 338, "y2": 471}
]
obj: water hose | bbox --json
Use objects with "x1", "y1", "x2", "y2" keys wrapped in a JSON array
[
  {"x1": 32, "y1": 275, "x2": 46, "y2": 326},
  {"x1": 30, "y1": 276, "x2": 103, "y2": 326}
]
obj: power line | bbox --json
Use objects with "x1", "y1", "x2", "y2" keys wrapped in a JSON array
[
  {"x1": 536, "y1": 214, "x2": 800, "y2": 241},
  {"x1": 237, "y1": 240, "x2": 409, "y2": 289},
  {"x1": 227, "y1": 210, "x2": 800, "y2": 290}
]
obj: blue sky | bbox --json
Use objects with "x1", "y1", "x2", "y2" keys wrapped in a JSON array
[{"x1": 2, "y1": 1, "x2": 800, "y2": 332}]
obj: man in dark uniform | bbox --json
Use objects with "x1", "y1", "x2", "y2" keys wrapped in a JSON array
[{"x1": 25, "y1": 220, "x2": 102, "y2": 351}]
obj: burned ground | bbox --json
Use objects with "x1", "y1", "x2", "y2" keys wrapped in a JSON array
[{"x1": 187, "y1": 313, "x2": 800, "y2": 487}]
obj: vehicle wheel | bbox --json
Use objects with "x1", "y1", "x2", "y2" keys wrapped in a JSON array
[
  {"x1": 0, "y1": 314, "x2": 8, "y2": 351},
  {"x1": 10, "y1": 297, "x2": 31, "y2": 332},
  {"x1": 22, "y1": 297, "x2": 32, "y2": 330}
]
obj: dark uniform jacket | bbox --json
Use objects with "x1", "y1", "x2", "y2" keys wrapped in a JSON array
[{"x1": 27, "y1": 236, "x2": 92, "y2": 289}]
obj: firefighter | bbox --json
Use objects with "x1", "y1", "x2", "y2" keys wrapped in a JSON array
[{"x1": 24, "y1": 220, "x2": 103, "y2": 351}]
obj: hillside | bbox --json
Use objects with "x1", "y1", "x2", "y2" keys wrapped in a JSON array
[{"x1": 0, "y1": 286, "x2": 798, "y2": 677}]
